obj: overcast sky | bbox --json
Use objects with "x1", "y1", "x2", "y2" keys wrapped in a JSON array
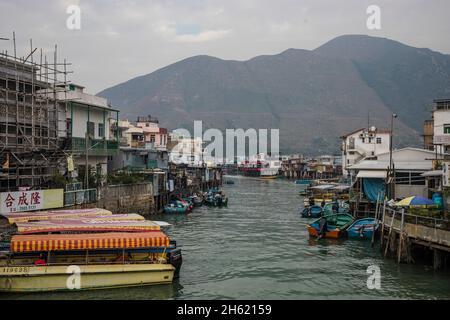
[{"x1": 1, "y1": 0, "x2": 449, "y2": 93}]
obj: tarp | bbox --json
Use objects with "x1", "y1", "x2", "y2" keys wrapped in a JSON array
[
  {"x1": 362, "y1": 178, "x2": 385, "y2": 202},
  {"x1": 357, "y1": 170, "x2": 387, "y2": 179},
  {"x1": 2, "y1": 208, "x2": 113, "y2": 224},
  {"x1": 15, "y1": 219, "x2": 160, "y2": 234},
  {"x1": 10, "y1": 232, "x2": 170, "y2": 253}
]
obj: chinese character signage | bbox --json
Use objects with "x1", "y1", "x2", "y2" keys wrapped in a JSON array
[{"x1": 0, "y1": 189, "x2": 64, "y2": 214}]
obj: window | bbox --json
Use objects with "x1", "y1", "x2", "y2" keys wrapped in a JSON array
[
  {"x1": 361, "y1": 138, "x2": 365, "y2": 143},
  {"x1": 150, "y1": 134, "x2": 156, "y2": 143},
  {"x1": 98, "y1": 123, "x2": 105, "y2": 138},
  {"x1": 348, "y1": 137, "x2": 355, "y2": 149},
  {"x1": 444, "y1": 124, "x2": 450, "y2": 134},
  {"x1": 87, "y1": 121, "x2": 95, "y2": 137},
  {"x1": 66, "y1": 118, "x2": 72, "y2": 136},
  {"x1": 376, "y1": 137, "x2": 382, "y2": 144}
]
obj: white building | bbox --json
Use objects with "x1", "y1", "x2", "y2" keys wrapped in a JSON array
[
  {"x1": 341, "y1": 127, "x2": 391, "y2": 176},
  {"x1": 432, "y1": 99, "x2": 450, "y2": 154},
  {"x1": 348, "y1": 148, "x2": 440, "y2": 199},
  {"x1": 56, "y1": 84, "x2": 119, "y2": 182}
]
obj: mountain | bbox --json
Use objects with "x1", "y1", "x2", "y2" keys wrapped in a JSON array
[{"x1": 98, "y1": 35, "x2": 450, "y2": 155}]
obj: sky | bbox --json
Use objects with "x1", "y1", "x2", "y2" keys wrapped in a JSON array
[{"x1": 1, "y1": 0, "x2": 449, "y2": 94}]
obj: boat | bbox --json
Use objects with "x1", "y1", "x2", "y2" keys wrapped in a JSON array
[
  {"x1": 204, "y1": 189, "x2": 228, "y2": 207},
  {"x1": 307, "y1": 213, "x2": 354, "y2": 238},
  {"x1": 0, "y1": 231, "x2": 182, "y2": 292},
  {"x1": 164, "y1": 201, "x2": 190, "y2": 214},
  {"x1": 347, "y1": 218, "x2": 379, "y2": 239},
  {"x1": 300, "y1": 205, "x2": 323, "y2": 218},
  {"x1": 238, "y1": 155, "x2": 280, "y2": 179},
  {"x1": 295, "y1": 179, "x2": 312, "y2": 185},
  {"x1": 225, "y1": 179, "x2": 235, "y2": 185}
]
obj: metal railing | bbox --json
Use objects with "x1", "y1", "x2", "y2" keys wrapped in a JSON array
[
  {"x1": 64, "y1": 188, "x2": 97, "y2": 206},
  {"x1": 384, "y1": 207, "x2": 450, "y2": 231}
]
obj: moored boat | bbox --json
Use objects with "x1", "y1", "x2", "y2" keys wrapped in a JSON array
[
  {"x1": 0, "y1": 230, "x2": 182, "y2": 292},
  {"x1": 300, "y1": 205, "x2": 323, "y2": 218},
  {"x1": 347, "y1": 218, "x2": 379, "y2": 239},
  {"x1": 307, "y1": 213, "x2": 354, "y2": 239}
]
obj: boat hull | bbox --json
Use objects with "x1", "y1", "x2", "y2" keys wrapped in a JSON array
[
  {"x1": 307, "y1": 213, "x2": 354, "y2": 239},
  {"x1": 307, "y1": 226, "x2": 343, "y2": 239},
  {"x1": 347, "y1": 218, "x2": 378, "y2": 240},
  {"x1": 0, "y1": 263, "x2": 175, "y2": 292}
]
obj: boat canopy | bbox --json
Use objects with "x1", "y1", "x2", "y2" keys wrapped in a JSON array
[
  {"x1": 15, "y1": 219, "x2": 160, "y2": 235},
  {"x1": 310, "y1": 184, "x2": 335, "y2": 190},
  {"x1": 2, "y1": 208, "x2": 113, "y2": 224},
  {"x1": 10, "y1": 232, "x2": 170, "y2": 253}
]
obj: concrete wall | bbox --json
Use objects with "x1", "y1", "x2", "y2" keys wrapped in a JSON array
[
  {"x1": 395, "y1": 185, "x2": 428, "y2": 198},
  {"x1": 70, "y1": 105, "x2": 111, "y2": 140},
  {"x1": 97, "y1": 183, "x2": 155, "y2": 215}
]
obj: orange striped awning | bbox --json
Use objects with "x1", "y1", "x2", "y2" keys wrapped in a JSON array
[{"x1": 10, "y1": 232, "x2": 170, "y2": 253}]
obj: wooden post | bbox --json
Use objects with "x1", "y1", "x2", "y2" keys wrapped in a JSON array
[
  {"x1": 384, "y1": 210, "x2": 396, "y2": 257},
  {"x1": 372, "y1": 194, "x2": 383, "y2": 247},
  {"x1": 380, "y1": 200, "x2": 386, "y2": 248},
  {"x1": 397, "y1": 208, "x2": 405, "y2": 264}
]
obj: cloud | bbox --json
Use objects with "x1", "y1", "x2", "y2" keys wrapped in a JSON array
[
  {"x1": 154, "y1": 21, "x2": 230, "y2": 43},
  {"x1": 175, "y1": 29, "x2": 231, "y2": 43},
  {"x1": 1, "y1": 0, "x2": 449, "y2": 94}
]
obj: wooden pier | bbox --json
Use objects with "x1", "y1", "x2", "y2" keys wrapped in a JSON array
[{"x1": 380, "y1": 207, "x2": 450, "y2": 269}]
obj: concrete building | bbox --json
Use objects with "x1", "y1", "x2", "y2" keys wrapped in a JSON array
[
  {"x1": 348, "y1": 147, "x2": 440, "y2": 200},
  {"x1": 432, "y1": 99, "x2": 450, "y2": 154},
  {"x1": 0, "y1": 54, "x2": 67, "y2": 191},
  {"x1": 341, "y1": 127, "x2": 391, "y2": 176},
  {"x1": 136, "y1": 115, "x2": 168, "y2": 151},
  {"x1": 56, "y1": 84, "x2": 119, "y2": 184}
]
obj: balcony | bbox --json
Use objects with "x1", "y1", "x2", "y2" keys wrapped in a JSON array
[
  {"x1": 69, "y1": 137, "x2": 119, "y2": 156},
  {"x1": 433, "y1": 135, "x2": 450, "y2": 145}
]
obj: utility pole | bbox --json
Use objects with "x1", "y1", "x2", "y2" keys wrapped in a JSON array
[
  {"x1": 85, "y1": 131, "x2": 89, "y2": 189},
  {"x1": 389, "y1": 113, "x2": 398, "y2": 199}
]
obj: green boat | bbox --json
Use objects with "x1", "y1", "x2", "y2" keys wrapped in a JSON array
[{"x1": 307, "y1": 213, "x2": 354, "y2": 238}]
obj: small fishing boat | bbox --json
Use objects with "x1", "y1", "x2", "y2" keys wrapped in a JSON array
[
  {"x1": 300, "y1": 205, "x2": 323, "y2": 218},
  {"x1": 347, "y1": 218, "x2": 379, "y2": 239},
  {"x1": 295, "y1": 179, "x2": 312, "y2": 185},
  {"x1": 164, "y1": 201, "x2": 190, "y2": 214},
  {"x1": 307, "y1": 213, "x2": 354, "y2": 239},
  {"x1": 204, "y1": 189, "x2": 228, "y2": 207}
]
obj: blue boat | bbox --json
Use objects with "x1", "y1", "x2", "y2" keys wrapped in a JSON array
[
  {"x1": 295, "y1": 179, "x2": 312, "y2": 185},
  {"x1": 347, "y1": 218, "x2": 379, "y2": 239},
  {"x1": 300, "y1": 205, "x2": 323, "y2": 218}
]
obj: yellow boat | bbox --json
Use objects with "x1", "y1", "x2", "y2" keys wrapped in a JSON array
[
  {"x1": 0, "y1": 231, "x2": 181, "y2": 292},
  {"x1": 0, "y1": 263, "x2": 174, "y2": 292}
]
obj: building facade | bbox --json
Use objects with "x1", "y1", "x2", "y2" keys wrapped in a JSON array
[
  {"x1": 56, "y1": 84, "x2": 119, "y2": 185},
  {"x1": 341, "y1": 127, "x2": 391, "y2": 176}
]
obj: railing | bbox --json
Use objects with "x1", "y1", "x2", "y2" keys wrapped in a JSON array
[
  {"x1": 64, "y1": 188, "x2": 98, "y2": 206},
  {"x1": 384, "y1": 207, "x2": 450, "y2": 231},
  {"x1": 69, "y1": 137, "x2": 119, "y2": 156}
]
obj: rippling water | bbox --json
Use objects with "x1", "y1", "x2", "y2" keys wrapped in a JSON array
[{"x1": 3, "y1": 177, "x2": 450, "y2": 300}]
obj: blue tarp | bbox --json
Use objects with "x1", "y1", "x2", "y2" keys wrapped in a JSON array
[{"x1": 362, "y1": 178, "x2": 385, "y2": 202}]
